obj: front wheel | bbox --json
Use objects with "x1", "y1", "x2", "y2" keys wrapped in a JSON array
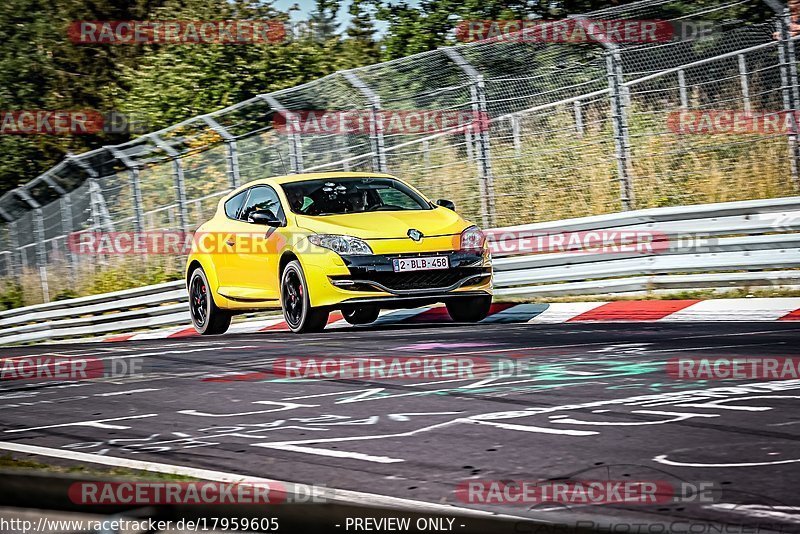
[
  {"x1": 281, "y1": 260, "x2": 329, "y2": 333},
  {"x1": 342, "y1": 306, "x2": 380, "y2": 325},
  {"x1": 445, "y1": 295, "x2": 492, "y2": 323},
  {"x1": 189, "y1": 268, "x2": 232, "y2": 335}
]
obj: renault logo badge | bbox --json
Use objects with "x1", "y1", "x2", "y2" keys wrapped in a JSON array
[{"x1": 407, "y1": 229, "x2": 423, "y2": 242}]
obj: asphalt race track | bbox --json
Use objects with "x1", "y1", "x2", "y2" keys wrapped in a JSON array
[{"x1": 2, "y1": 321, "x2": 800, "y2": 532}]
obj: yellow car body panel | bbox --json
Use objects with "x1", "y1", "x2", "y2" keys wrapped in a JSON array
[{"x1": 186, "y1": 172, "x2": 493, "y2": 312}]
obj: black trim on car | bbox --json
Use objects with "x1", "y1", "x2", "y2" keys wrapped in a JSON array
[{"x1": 330, "y1": 251, "x2": 491, "y2": 295}]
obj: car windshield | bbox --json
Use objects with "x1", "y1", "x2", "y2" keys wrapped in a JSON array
[{"x1": 281, "y1": 177, "x2": 432, "y2": 216}]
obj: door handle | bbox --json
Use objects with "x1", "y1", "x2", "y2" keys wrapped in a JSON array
[{"x1": 225, "y1": 239, "x2": 235, "y2": 247}]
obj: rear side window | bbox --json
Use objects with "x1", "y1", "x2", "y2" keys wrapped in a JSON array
[
  {"x1": 240, "y1": 186, "x2": 285, "y2": 223},
  {"x1": 224, "y1": 191, "x2": 247, "y2": 219}
]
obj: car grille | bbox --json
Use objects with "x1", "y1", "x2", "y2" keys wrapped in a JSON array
[{"x1": 335, "y1": 267, "x2": 488, "y2": 292}]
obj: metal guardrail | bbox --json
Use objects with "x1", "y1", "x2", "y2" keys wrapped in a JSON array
[{"x1": 1, "y1": 197, "x2": 798, "y2": 344}]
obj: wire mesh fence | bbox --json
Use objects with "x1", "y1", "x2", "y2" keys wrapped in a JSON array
[{"x1": 1, "y1": 0, "x2": 799, "y2": 304}]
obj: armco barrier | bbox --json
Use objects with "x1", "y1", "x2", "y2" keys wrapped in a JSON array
[{"x1": 1, "y1": 197, "x2": 799, "y2": 344}]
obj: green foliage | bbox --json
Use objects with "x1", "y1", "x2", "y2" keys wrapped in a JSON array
[
  {"x1": 0, "y1": 0, "x2": 781, "y2": 195},
  {"x1": 0, "y1": 280, "x2": 24, "y2": 310}
]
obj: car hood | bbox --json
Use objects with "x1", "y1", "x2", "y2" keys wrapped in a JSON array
[{"x1": 294, "y1": 208, "x2": 469, "y2": 240}]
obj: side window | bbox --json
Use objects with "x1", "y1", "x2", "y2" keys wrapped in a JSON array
[
  {"x1": 240, "y1": 186, "x2": 285, "y2": 223},
  {"x1": 224, "y1": 191, "x2": 247, "y2": 219}
]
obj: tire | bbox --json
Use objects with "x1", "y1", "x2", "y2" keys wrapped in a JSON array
[
  {"x1": 189, "y1": 268, "x2": 232, "y2": 335},
  {"x1": 445, "y1": 295, "x2": 492, "y2": 323},
  {"x1": 281, "y1": 260, "x2": 329, "y2": 333},
  {"x1": 342, "y1": 306, "x2": 380, "y2": 325}
]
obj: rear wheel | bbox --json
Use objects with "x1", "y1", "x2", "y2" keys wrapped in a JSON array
[
  {"x1": 281, "y1": 260, "x2": 329, "y2": 333},
  {"x1": 445, "y1": 295, "x2": 492, "y2": 323},
  {"x1": 342, "y1": 306, "x2": 380, "y2": 325},
  {"x1": 189, "y1": 268, "x2": 232, "y2": 335}
]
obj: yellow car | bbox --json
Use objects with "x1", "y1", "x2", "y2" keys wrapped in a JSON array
[{"x1": 185, "y1": 172, "x2": 493, "y2": 334}]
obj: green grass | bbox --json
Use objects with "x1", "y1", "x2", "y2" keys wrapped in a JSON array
[{"x1": 0, "y1": 454, "x2": 197, "y2": 481}]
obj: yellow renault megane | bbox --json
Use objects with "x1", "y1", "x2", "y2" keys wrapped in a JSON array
[{"x1": 186, "y1": 172, "x2": 493, "y2": 334}]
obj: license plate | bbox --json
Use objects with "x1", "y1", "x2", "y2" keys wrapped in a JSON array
[{"x1": 392, "y1": 256, "x2": 450, "y2": 272}]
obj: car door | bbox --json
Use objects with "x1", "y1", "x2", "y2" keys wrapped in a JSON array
[{"x1": 217, "y1": 185, "x2": 285, "y2": 301}]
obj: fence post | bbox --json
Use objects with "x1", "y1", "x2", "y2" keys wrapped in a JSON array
[
  {"x1": 8, "y1": 222, "x2": 20, "y2": 280},
  {"x1": 59, "y1": 195, "x2": 75, "y2": 271},
  {"x1": 606, "y1": 49, "x2": 635, "y2": 211},
  {"x1": 341, "y1": 71, "x2": 387, "y2": 173},
  {"x1": 150, "y1": 134, "x2": 188, "y2": 230},
  {"x1": 777, "y1": 14, "x2": 800, "y2": 189},
  {"x1": 15, "y1": 188, "x2": 49, "y2": 302},
  {"x1": 40, "y1": 173, "x2": 74, "y2": 270},
  {"x1": 0, "y1": 208, "x2": 19, "y2": 279},
  {"x1": 339, "y1": 134, "x2": 352, "y2": 171},
  {"x1": 67, "y1": 153, "x2": 114, "y2": 232},
  {"x1": 577, "y1": 16, "x2": 635, "y2": 210},
  {"x1": 130, "y1": 169, "x2": 144, "y2": 232},
  {"x1": 106, "y1": 147, "x2": 145, "y2": 232},
  {"x1": 510, "y1": 115, "x2": 522, "y2": 154},
  {"x1": 422, "y1": 139, "x2": 431, "y2": 172},
  {"x1": 444, "y1": 47, "x2": 496, "y2": 228},
  {"x1": 259, "y1": 96, "x2": 305, "y2": 174},
  {"x1": 677, "y1": 69, "x2": 689, "y2": 109},
  {"x1": 738, "y1": 54, "x2": 752, "y2": 113},
  {"x1": 201, "y1": 116, "x2": 241, "y2": 187},
  {"x1": 574, "y1": 101, "x2": 584, "y2": 137},
  {"x1": 34, "y1": 209, "x2": 49, "y2": 302},
  {"x1": 87, "y1": 180, "x2": 113, "y2": 232}
]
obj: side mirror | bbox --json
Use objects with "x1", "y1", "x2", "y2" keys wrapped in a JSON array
[
  {"x1": 436, "y1": 199, "x2": 456, "y2": 211},
  {"x1": 249, "y1": 209, "x2": 281, "y2": 227}
]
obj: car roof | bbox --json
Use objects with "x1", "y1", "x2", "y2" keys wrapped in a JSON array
[{"x1": 249, "y1": 171, "x2": 397, "y2": 187}]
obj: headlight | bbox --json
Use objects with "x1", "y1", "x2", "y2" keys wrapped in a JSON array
[
  {"x1": 459, "y1": 225, "x2": 486, "y2": 252},
  {"x1": 308, "y1": 234, "x2": 373, "y2": 255}
]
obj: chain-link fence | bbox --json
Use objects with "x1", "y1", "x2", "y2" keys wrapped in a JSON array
[{"x1": 2, "y1": 0, "x2": 799, "y2": 304}]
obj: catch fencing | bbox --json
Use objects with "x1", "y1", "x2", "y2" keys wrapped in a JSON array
[
  {"x1": 1, "y1": 0, "x2": 800, "y2": 304},
  {"x1": 2, "y1": 195, "x2": 799, "y2": 344}
]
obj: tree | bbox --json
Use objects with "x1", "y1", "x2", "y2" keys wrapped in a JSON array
[
  {"x1": 342, "y1": 0, "x2": 379, "y2": 64},
  {"x1": 0, "y1": 0, "x2": 166, "y2": 194},
  {"x1": 308, "y1": 0, "x2": 340, "y2": 43}
]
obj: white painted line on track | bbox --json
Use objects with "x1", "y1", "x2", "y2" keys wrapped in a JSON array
[
  {"x1": 259, "y1": 444, "x2": 404, "y2": 463},
  {"x1": 94, "y1": 388, "x2": 160, "y2": 397},
  {"x1": 706, "y1": 504, "x2": 800, "y2": 524},
  {"x1": 654, "y1": 454, "x2": 800, "y2": 468},
  {"x1": 467, "y1": 419, "x2": 598, "y2": 436},
  {"x1": 4, "y1": 414, "x2": 158, "y2": 433}
]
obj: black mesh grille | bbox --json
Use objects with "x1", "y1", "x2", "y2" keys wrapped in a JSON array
[{"x1": 347, "y1": 268, "x2": 487, "y2": 291}]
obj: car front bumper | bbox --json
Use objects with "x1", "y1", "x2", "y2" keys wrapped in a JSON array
[{"x1": 302, "y1": 249, "x2": 493, "y2": 308}]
